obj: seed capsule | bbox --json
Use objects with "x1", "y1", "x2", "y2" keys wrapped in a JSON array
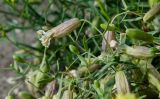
[
  {"x1": 115, "y1": 71, "x2": 130, "y2": 94},
  {"x1": 126, "y1": 28, "x2": 154, "y2": 42},
  {"x1": 143, "y1": 3, "x2": 160, "y2": 22},
  {"x1": 37, "y1": 18, "x2": 81, "y2": 47}
]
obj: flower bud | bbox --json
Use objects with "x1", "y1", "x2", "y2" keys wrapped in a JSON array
[
  {"x1": 126, "y1": 28, "x2": 154, "y2": 42},
  {"x1": 69, "y1": 44, "x2": 79, "y2": 54},
  {"x1": 125, "y1": 46, "x2": 155, "y2": 59},
  {"x1": 18, "y1": 91, "x2": 36, "y2": 99},
  {"x1": 143, "y1": 3, "x2": 160, "y2": 22},
  {"x1": 100, "y1": 23, "x2": 116, "y2": 31},
  {"x1": 149, "y1": 0, "x2": 160, "y2": 8},
  {"x1": 115, "y1": 71, "x2": 130, "y2": 94},
  {"x1": 148, "y1": 73, "x2": 160, "y2": 92},
  {"x1": 139, "y1": 60, "x2": 160, "y2": 92}
]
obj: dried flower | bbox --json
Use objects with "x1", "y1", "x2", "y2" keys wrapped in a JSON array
[
  {"x1": 69, "y1": 70, "x2": 79, "y2": 77},
  {"x1": 115, "y1": 71, "x2": 130, "y2": 94},
  {"x1": 37, "y1": 18, "x2": 81, "y2": 47},
  {"x1": 101, "y1": 31, "x2": 117, "y2": 51},
  {"x1": 110, "y1": 40, "x2": 117, "y2": 48}
]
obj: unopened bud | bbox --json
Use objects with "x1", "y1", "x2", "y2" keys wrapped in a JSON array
[
  {"x1": 149, "y1": 0, "x2": 160, "y2": 8},
  {"x1": 18, "y1": 91, "x2": 36, "y2": 99},
  {"x1": 126, "y1": 28, "x2": 154, "y2": 42},
  {"x1": 125, "y1": 46, "x2": 156, "y2": 59},
  {"x1": 69, "y1": 45, "x2": 79, "y2": 54},
  {"x1": 143, "y1": 3, "x2": 160, "y2": 22},
  {"x1": 115, "y1": 71, "x2": 130, "y2": 94}
]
